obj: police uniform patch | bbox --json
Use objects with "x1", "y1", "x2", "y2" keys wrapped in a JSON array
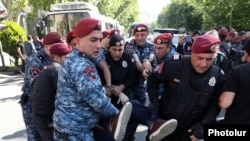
[
  {"x1": 127, "y1": 45, "x2": 134, "y2": 53},
  {"x1": 208, "y1": 76, "x2": 216, "y2": 86},
  {"x1": 122, "y1": 60, "x2": 127, "y2": 68},
  {"x1": 84, "y1": 66, "x2": 97, "y2": 80},
  {"x1": 172, "y1": 54, "x2": 182, "y2": 60},
  {"x1": 31, "y1": 67, "x2": 42, "y2": 77}
]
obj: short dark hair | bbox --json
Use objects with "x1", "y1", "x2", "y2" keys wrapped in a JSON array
[
  {"x1": 27, "y1": 35, "x2": 32, "y2": 40},
  {"x1": 244, "y1": 39, "x2": 250, "y2": 55}
]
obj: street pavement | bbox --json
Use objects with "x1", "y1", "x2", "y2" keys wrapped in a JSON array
[
  {"x1": 0, "y1": 72, "x2": 26, "y2": 141},
  {"x1": 0, "y1": 72, "x2": 148, "y2": 141}
]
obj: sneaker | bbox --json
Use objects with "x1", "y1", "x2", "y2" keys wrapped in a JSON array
[
  {"x1": 149, "y1": 119, "x2": 177, "y2": 141},
  {"x1": 110, "y1": 102, "x2": 132, "y2": 141}
]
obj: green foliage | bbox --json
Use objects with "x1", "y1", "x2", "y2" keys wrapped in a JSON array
[
  {"x1": 2, "y1": 0, "x2": 28, "y2": 22},
  {"x1": 97, "y1": 0, "x2": 139, "y2": 31},
  {"x1": 0, "y1": 21, "x2": 27, "y2": 65},
  {"x1": 157, "y1": 1, "x2": 202, "y2": 32},
  {"x1": 186, "y1": 0, "x2": 250, "y2": 31}
]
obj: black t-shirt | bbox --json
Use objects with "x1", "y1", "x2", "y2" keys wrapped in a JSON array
[
  {"x1": 223, "y1": 63, "x2": 250, "y2": 124},
  {"x1": 17, "y1": 41, "x2": 25, "y2": 54}
]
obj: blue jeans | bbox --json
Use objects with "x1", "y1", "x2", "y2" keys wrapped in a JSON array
[{"x1": 123, "y1": 100, "x2": 158, "y2": 141}]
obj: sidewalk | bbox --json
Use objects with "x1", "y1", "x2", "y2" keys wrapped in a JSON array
[{"x1": 0, "y1": 72, "x2": 27, "y2": 141}]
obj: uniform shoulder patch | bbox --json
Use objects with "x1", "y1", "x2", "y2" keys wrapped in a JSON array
[
  {"x1": 127, "y1": 45, "x2": 134, "y2": 53},
  {"x1": 83, "y1": 66, "x2": 97, "y2": 80},
  {"x1": 220, "y1": 69, "x2": 225, "y2": 76},
  {"x1": 31, "y1": 67, "x2": 42, "y2": 77},
  {"x1": 171, "y1": 54, "x2": 182, "y2": 60}
]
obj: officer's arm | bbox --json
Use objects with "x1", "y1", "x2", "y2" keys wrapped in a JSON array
[
  {"x1": 98, "y1": 60, "x2": 111, "y2": 87},
  {"x1": 75, "y1": 66, "x2": 118, "y2": 117}
]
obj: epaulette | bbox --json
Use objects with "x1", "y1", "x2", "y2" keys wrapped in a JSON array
[
  {"x1": 220, "y1": 69, "x2": 225, "y2": 76},
  {"x1": 171, "y1": 54, "x2": 183, "y2": 61}
]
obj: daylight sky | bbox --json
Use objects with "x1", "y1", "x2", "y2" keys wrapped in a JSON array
[{"x1": 138, "y1": 0, "x2": 171, "y2": 23}]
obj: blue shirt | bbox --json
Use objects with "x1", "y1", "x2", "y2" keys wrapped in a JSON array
[{"x1": 53, "y1": 49, "x2": 118, "y2": 136}]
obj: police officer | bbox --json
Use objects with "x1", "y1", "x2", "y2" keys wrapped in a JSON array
[
  {"x1": 147, "y1": 34, "x2": 225, "y2": 141},
  {"x1": 32, "y1": 43, "x2": 72, "y2": 141},
  {"x1": 19, "y1": 32, "x2": 63, "y2": 141},
  {"x1": 53, "y1": 18, "x2": 132, "y2": 141},
  {"x1": 66, "y1": 30, "x2": 76, "y2": 48},
  {"x1": 100, "y1": 33, "x2": 139, "y2": 107},
  {"x1": 125, "y1": 23, "x2": 156, "y2": 105},
  {"x1": 143, "y1": 33, "x2": 180, "y2": 98}
]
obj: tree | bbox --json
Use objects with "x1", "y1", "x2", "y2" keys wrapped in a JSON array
[
  {"x1": 2, "y1": 0, "x2": 28, "y2": 22},
  {"x1": 187, "y1": 0, "x2": 250, "y2": 31},
  {"x1": 157, "y1": 0, "x2": 202, "y2": 32},
  {"x1": 97, "y1": 0, "x2": 139, "y2": 31},
  {"x1": 0, "y1": 21, "x2": 27, "y2": 66}
]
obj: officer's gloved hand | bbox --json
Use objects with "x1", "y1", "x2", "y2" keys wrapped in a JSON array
[
  {"x1": 117, "y1": 92, "x2": 129, "y2": 105},
  {"x1": 188, "y1": 122, "x2": 204, "y2": 139}
]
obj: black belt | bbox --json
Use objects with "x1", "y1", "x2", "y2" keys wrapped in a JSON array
[{"x1": 54, "y1": 130, "x2": 68, "y2": 140}]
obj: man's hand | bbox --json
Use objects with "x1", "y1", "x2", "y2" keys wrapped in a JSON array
[
  {"x1": 142, "y1": 68, "x2": 151, "y2": 80},
  {"x1": 117, "y1": 92, "x2": 129, "y2": 105},
  {"x1": 111, "y1": 85, "x2": 124, "y2": 96},
  {"x1": 178, "y1": 35, "x2": 185, "y2": 44},
  {"x1": 142, "y1": 60, "x2": 152, "y2": 72}
]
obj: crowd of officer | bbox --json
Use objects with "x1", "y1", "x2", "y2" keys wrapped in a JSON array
[{"x1": 18, "y1": 17, "x2": 250, "y2": 141}]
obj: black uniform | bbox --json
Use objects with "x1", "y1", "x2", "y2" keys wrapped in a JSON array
[
  {"x1": 101, "y1": 52, "x2": 140, "y2": 108},
  {"x1": 32, "y1": 62, "x2": 61, "y2": 141},
  {"x1": 147, "y1": 56, "x2": 225, "y2": 141}
]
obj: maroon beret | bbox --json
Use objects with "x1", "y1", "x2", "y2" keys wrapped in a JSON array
[
  {"x1": 66, "y1": 30, "x2": 75, "y2": 43},
  {"x1": 154, "y1": 33, "x2": 172, "y2": 44},
  {"x1": 133, "y1": 24, "x2": 148, "y2": 35},
  {"x1": 102, "y1": 30, "x2": 110, "y2": 38},
  {"x1": 108, "y1": 29, "x2": 120, "y2": 38},
  {"x1": 43, "y1": 32, "x2": 62, "y2": 45},
  {"x1": 218, "y1": 27, "x2": 228, "y2": 36},
  {"x1": 49, "y1": 43, "x2": 72, "y2": 56},
  {"x1": 73, "y1": 18, "x2": 101, "y2": 38},
  {"x1": 227, "y1": 31, "x2": 235, "y2": 38},
  {"x1": 191, "y1": 34, "x2": 220, "y2": 53}
]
